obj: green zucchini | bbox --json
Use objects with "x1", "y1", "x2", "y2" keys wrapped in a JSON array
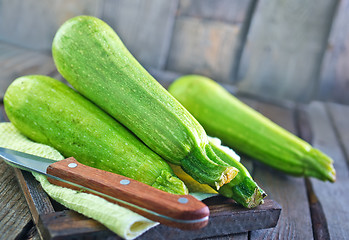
[
  {"x1": 168, "y1": 75, "x2": 336, "y2": 182},
  {"x1": 208, "y1": 138, "x2": 266, "y2": 208},
  {"x1": 52, "y1": 16, "x2": 237, "y2": 189},
  {"x1": 4, "y1": 75, "x2": 188, "y2": 194}
]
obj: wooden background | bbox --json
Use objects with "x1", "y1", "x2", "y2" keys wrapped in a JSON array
[{"x1": 0, "y1": 0, "x2": 348, "y2": 104}]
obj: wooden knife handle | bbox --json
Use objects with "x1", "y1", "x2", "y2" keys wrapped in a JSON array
[{"x1": 46, "y1": 157, "x2": 209, "y2": 230}]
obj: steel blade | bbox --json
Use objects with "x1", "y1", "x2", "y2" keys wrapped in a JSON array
[{"x1": 0, "y1": 147, "x2": 55, "y2": 174}]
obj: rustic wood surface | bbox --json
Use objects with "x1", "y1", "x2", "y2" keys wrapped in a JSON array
[
  {"x1": 0, "y1": 0, "x2": 102, "y2": 50},
  {"x1": 237, "y1": 0, "x2": 339, "y2": 103},
  {"x1": 102, "y1": 0, "x2": 178, "y2": 69},
  {"x1": 166, "y1": 17, "x2": 241, "y2": 83},
  {"x1": 140, "y1": 198, "x2": 280, "y2": 240},
  {"x1": 0, "y1": 159, "x2": 33, "y2": 240},
  {"x1": 304, "y1": 102, "x2": 349, "y2": 239},
  {"x1": 1, "y1": 0, "x2": 349, "y2": 104},
  {"x1": 317, "y1": 0, "x2": 349, "y2": 104},
  {"x1": 248, "y1": 102, "x2": 313, "y2": 239},
  {"x1": 0, "y1": 42, "x2": 57, "y2": 98},
  {"x1": 166, "y1": 0, "x2": 254, "y2": 83}
]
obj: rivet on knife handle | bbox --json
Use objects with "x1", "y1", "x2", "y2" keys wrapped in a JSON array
[{"x1": 46, "y1": 157, "x2": 210, "y2": 230}]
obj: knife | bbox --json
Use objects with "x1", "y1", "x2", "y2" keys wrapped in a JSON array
[{"x1": 0, "y1": 147, "x2": 209, "y2": 230}]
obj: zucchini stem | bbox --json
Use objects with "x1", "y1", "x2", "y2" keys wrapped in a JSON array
[
  {"x1": 180, "y1": 145, "x2": 238, "y2": 189},
  {"x1": 209, "y1": 141, "x2": 267, "y2": 208}
]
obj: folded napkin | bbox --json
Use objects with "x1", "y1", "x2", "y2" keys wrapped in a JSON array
[{"x1": 0, "y1": 123, "x2": 223, "y2": 239}]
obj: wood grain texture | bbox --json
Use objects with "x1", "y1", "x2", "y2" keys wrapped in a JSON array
[
  {"x1": 249, "y1": 101, "x2": 313, "y2": 239},
  {"x1": 141, "y1": 198, "x2": 280, "y2": 240},
  {"x1": 0, "y1": 42, "x2": 57, "y2": 98},
  {"x1": 295, "y1": 105, "x2": 330, "y2": 240},
  {"x1": 197, "y1": 233, "x2": 248, "y2": 240},
  {"x1": 0, "y1": 102, "x2": 8, "y2": 122},
  {"x1": 327, "y1": 102, "x2": 349, "y2": 165},
  {"x1": 174, "y1": 0, "x2": 256, "y2": 83},
  {"x1": 317, "y1": 0, "x2": 349, "y2": 104},
  {"x1": 0, "y1": 0, "x2": 103, "y2": 50},
  {"x1": 101, "y1": 0, "x2": 178, "y2": 69},
  {"x1": 0, "y1": 159, "x2": 32, "y2": 240},
  {"x1": 177, "y1": 0, "x2": 251, "y2": 24},
  {"x1": 32, "y1": 197, "x2": 280, "y2": 240},
  {"x1": 237, "y1": 0, "x2": 339, "y2": 103},
  {"x1": 14, "y1": 170, "x2": 55, "y2": 224},
  {"x1": 39, "y1": 210, "x2": 119, "y2": 240},
  {"x1": 166, "y1": 17, "x2": 241, "y2": 83},
  {"x1": 304, "y1": 102, "x2": 349, "y2": 239},
  {"x1": 305, "y1": 178, "x2": 330, "y2": 240}
]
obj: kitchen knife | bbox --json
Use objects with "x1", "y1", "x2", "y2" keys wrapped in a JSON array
[{"x1": 0, "y1": 147, "x2": 209, "y2": 230}]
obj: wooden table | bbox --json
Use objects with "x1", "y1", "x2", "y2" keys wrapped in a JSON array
[{"x1": 1, "y1": 96, "x2": 349, "y2": 239}]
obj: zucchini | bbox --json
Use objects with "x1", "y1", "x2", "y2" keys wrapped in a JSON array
[
  {"x1": 4, "y1": 75, "x2": 188, "y2": 195},
  {"x1": 52, "y1": 16, "x2": 237, "y2": 189},
  {"x1": 208, "y1": 138, "x2": 266, "y2": 208},
  {"x1": 168, "y1": 75, "x2": 336, "y2": 182}
]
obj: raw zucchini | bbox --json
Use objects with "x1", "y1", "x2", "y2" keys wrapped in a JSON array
[
  {"x1": 208, "y1": 138, "x2": 266, "y2": 208},
  {"x1": 168, "y1": 75, "x2": 336, "y2": 182},
  {"x1": 52, "y1": 16, "x2": 237, "y2": 189},
  {"x1": 4, "y1": 75, "x2": 188, "y2": 194}
]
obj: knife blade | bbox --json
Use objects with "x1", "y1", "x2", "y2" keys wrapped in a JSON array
[{"x1": 0, "y1": 147, "x2": 209, "y2": 230}]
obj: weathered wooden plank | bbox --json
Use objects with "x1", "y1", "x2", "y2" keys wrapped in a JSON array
[
  {"x1": 101, "y1": 0, "x2": 178, "y2": 69},
  {"x1": 0, "y1": 102, "x2": 8, "y2": 122},
  {"x1": 304, "y1": 102, "x2": 349, "y2": 239},
  {"x1": 0, "y1": 48, "x2": 37, "y2": 70},
  {"x1": 141, "y1": 199, "x2": 279, "y2": 240},
  {"x1": 177, "y1": 0, "x2": 251, "y2": 24},
  {"x1": 0, "y1": 44, "x2": 24, "y2": 61},
  {"x1": 196, "y1": 233, "x2": 247, "y2": 240},
  {"x1": 166, "y1": 17, "x2": 241, "y2": 83},
  {"x1": 327, "y1": 102, "x2": 349, "y2": 164},
  {"x1": 305, "y1": 178, "x2": 330, "y2": 240},
  {"x1": 0, "y1": 0, "x2": 103, "y2": 50},
  {"x1": 0, "y1": 159, "x2": 32, "y2": 240},
  {"x1": 0, "y1": 102, "x2": 52, "y2": 240},
  {"x1": 14, "y1": 170, "x2": 55, "y2": 225},
  {"x1": 29, "y1": 197, "x2": 280, "y2": 240},
  {"x1": 0, "y1": 43, "x2": 57, "y2": 98},
  {"x1": 1, "y1": 52, "x2": 51, "y2": 75},
  {"x1": 317, "y1": 0, "x2": 349, "y2": 104},
  {"x1": 237, "y1": 0, "x2": 339, "y2": 102},
  {"x1": 173, "y1": 0, "x2": 256, "y2": 83},
  {"x1": 249, "y1": 102, "x2": 313, "y2": 239},
  {"x1": 296, "y1": 105, "x2": 330, "y2": 240},
  {"x1": 39, "y1": 210, "x2": 118, "y2": 240},
  {"x1": 23, "y1": 223, "x2": 41, "y2": 240}
]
